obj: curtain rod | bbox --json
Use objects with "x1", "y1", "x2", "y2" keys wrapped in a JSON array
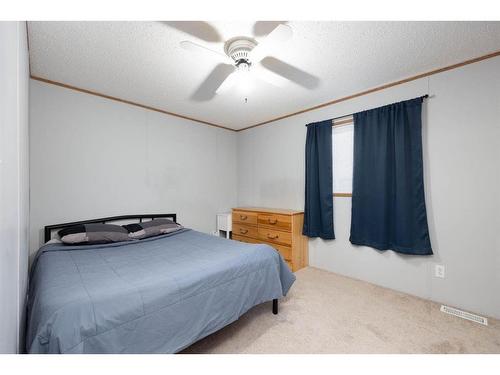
[
  {"x1": 306, "y1": 95, "x2": 431, "y2": 127},
  {"x1": 331, "y1": 94, "x2": 430, "y2": 122}
]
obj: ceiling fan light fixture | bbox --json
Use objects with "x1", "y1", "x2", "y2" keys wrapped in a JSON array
[
  {"x1": 236, "y1": 69, "x2": 254, "y2": 93},
  {"x1": 227, "y1": 38, "x2": 255, "y2": 93},
  {"x1": 236, "y1": 60, "x2": 251, "y2": 72}
]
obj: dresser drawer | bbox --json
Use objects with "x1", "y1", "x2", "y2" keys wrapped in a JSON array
[
  {"x1": 232, "y1": 234, "x2": 260, "y2": 244},
  {"x1": 232, "y1": 211, "x2": 258, "y2": 226},
  {"x1": 233, "y1": 223, "x2": 258, "y2": 238},
  {"x1": 233, "y1": 235, "x2": 292, "y2": 261},
  {"x1": 258, "y1": 213, "x2": 292, "y2": 232},
  {"x1": 263, "y1": 241, "x2": 292, "y2": 261},
  {"x1": 258, "y1": 227, "x2": 292, "y2": 246}
]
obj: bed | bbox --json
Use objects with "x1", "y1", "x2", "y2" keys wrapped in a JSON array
[{"x1": 26, "y1": 214, "x2": 295, "y2": 354}]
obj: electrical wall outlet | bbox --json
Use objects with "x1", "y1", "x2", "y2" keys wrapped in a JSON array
[{"x1": 435, "y1": 264, "x2": 445, "y2": 278}]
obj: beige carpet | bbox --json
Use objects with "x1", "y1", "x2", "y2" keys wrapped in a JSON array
[{"x1": 183, "y1": 267, "x2": 500, "y2": 354}]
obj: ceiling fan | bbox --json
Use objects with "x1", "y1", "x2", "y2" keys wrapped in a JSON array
[{"x1": 171, "y1": 22, "x2": 319, "y2": 100}]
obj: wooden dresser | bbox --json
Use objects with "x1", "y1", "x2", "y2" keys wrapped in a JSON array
[{"x1": 231, "y1": 207, "x2": 308, "y2": 272}]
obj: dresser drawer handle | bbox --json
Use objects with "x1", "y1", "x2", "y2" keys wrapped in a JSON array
[
  {"x1": 267, "y1": 234, "x2": 279, "y2": 239},
  {"x1": 268, "y1": 218, "x2": 277, "y2": 224},
  {"x1": 239, "y1": 229, "x2": 248, "y2": 234},
  {"x1": 240, "y1": 215, "x2": 247, "y2": 220}
]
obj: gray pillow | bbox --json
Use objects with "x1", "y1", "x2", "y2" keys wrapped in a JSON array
[
  {"x1": 123, "y1": 219, "x2": 183, "y2": 239},
  {"x1": 58, "y1": 223, "x2": 130, "y2": 245}
]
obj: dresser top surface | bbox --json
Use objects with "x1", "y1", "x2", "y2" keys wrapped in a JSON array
[{"x1": 232, "y1": 207, "x2": 304, "y2": 215}]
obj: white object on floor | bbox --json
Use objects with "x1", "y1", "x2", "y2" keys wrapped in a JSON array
[
  {"x1": 441, "y1": 305, "x2": 488, "y2": 326},
  {"x1": 216, "y1": 213, "x2": 232, "y2": 239}
]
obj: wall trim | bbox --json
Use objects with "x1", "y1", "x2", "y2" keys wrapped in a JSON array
[
  {"x1": 237, "y1": 50, "x2": 500, "y2": 132},
  {"x1": 29, "y1": 76, "x2": 237, "y2": 132},
  {"x1": 29, "y1": 49, "x2": 500, "y2": 134}
]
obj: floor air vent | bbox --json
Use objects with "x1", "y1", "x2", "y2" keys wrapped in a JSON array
[{"x1": 440, "y1": 305, "x2": 488, "y2": 326}]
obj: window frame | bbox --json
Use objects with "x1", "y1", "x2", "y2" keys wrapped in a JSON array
[{"x1": 332, "y1": 117, "x2": 354, "y2": 198}]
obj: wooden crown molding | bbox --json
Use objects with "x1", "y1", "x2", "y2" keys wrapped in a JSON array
[
  {"x1": 29, "y1": 49, "x2": 500, "y2": 133},
  {"x1": 236, "y1": 50, "x2": 500, "y2": 132},
  {"x1": 29, "y1": 76, "x2": 237, "y2": 132}
]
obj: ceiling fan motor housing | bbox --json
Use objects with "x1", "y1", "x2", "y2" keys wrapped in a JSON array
[{"x1": 224, "y1": 37, "x2": 257, "y2": 69}]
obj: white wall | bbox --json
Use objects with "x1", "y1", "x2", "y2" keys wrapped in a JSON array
[
  {"x1": 28, "y1": 54, "x2": 500, "y2": 320},
  {"x1": 0, "y1": 21, "x2": 30, "y2": 353},
  {"x1": 237, "y1": 56, "x2": 500, "y2": 319},
  {"x1": 29, "y1": 80, "x2": 238, "y2": 256}
]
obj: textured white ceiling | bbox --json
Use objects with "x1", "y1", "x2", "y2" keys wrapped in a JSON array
[{"x1": 28, "y1": 21, "x2": 500, "y2": 130}]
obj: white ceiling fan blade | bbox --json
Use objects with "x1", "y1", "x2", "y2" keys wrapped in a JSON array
[
  {"x1": 215, "y1": 68, "x2": 238, "y2": 94},
  {"x1": 259, "y1": 57, "x2": 320, "y2": 90},
  {"x1": 190, "y1": 64, "x2": 236, "y2": 101},
  {"x1": 253, "y1": 64, "x2": 288, "y2": 88},
  {"x1": 180, "y1": 41, "x2": 232, "y2": 64},
  {"x1": 249, "y1": 24, "x2": 293, "y2": 63}
]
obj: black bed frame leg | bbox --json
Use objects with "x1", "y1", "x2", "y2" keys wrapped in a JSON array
[{"x1": 272, "y1": 299, "x2": 278, "y2": 315}]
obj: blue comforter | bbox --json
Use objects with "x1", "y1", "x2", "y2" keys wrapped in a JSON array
[{"x1": 26, "y1": 229, "x2": 295, "y2": 353}]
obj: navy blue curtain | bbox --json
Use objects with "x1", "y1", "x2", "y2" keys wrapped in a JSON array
[
  {"x1": 303, "y1": 120, "x2": 335, "y2": 239},
  {"x1": 350, "y1": 97, "x2": 432, "y2": 255}
]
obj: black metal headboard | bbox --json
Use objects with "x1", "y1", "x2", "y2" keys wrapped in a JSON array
[{"x1": 44, "y1": 213, "x2": 177, "y2": 242}]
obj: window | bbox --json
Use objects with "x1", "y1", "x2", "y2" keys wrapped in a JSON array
[{"x1": 332, "y1": 121, "x2": 353, "y2": 196}]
